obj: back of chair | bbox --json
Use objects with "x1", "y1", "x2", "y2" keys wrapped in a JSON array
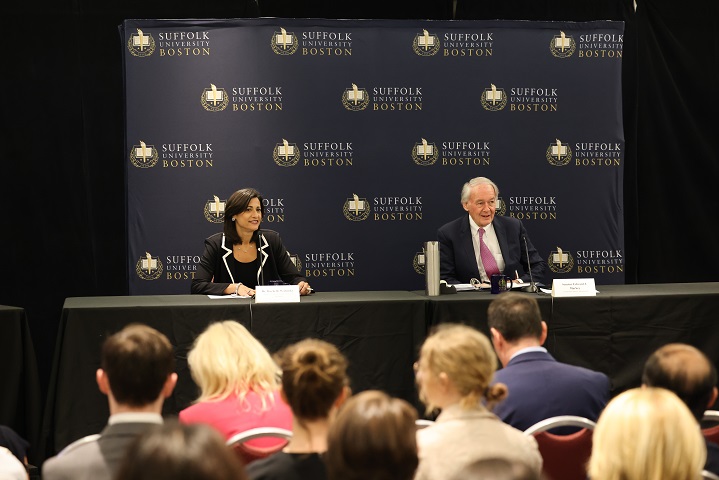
[
  {"x1": 415, "y1": 419, "x2": 435, "y2": 429},
  {"x1": 702, "y1": 470, "x2": 719, "y2": 480},
  {"x1": 226, "y1": 427, "x2": 292, "y2": 465},
  {"x1": 524, "y1": 416, "x2": 596, "y2": 480},
  {"x1": 702, "y1": 411, "x2": 719, "y2": 445}
]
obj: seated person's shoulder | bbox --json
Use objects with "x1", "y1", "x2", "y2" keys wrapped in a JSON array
[{"x1": 43, "y1": 435, "x2": 102, "y2": 474}]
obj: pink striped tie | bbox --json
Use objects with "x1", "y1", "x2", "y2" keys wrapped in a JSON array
[{"x1": 479, "y1": 228, "x2": 500, "y2": 277}]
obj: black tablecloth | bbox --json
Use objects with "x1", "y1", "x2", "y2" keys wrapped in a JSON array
[
  {"x1": 0, "y1": 305, "x2": 42, "y2": 464},
  {"x1": 39, "y1": 283, "x2": 719, "y2": 459},
  {"x1": 41, "y1": 292, "x2": 427, "y2": 457},
  {"x1": 424, "y1": 283, "x2": 719, "y2": 394}
]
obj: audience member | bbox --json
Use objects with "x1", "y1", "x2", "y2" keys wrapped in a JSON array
[
  {"x1": 413, "y1": 324, "x2": 542, "y2": 480},
  {"x1": 587, "y1": 387, "x2": 705, "y2": 480},
  {"x1": 0, "y1": 446, "x2": 27, "y2": 480},
  {"x1": 0, "y1": 426, "x2": 29, "y2": 467},
  {"x1": 42, "y1": 324, "x2": 177, "y2": 480},
  {"x1": 642, "y1": 342, "x2": 719, "y2": 475},
  {"x1": 247, "y1": 338, "x2": 350, "y2": 480},
  {"x1": 487, "y1": 292, "x2": 609, "y2": 431},
  {"x1": 179, "y1": 321, "x2": 292, "y2": 449},
  {"x1": 115, "y1": 421, "x2": 248, "y2": 480},
  {"x1": 448, "y1": 457, "x2": 541, "y2": 480},
  {"x1": 325, "y1": 390, "x2": 418, "y2": 480}
]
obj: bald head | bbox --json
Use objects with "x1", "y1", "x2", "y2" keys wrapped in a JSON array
[{"x1": 642, "y1": 343, "x2": 717, "y2": 421}]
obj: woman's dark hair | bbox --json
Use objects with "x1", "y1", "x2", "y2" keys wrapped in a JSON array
[
  {"x1": 115, "y1": 421, "x2": 247, "y2": 480},
  {"x1": 276, "y1": 338, "x2": 349, "y2": 420},
  {"x1": 223, "y1": 188, "x2": 264, "y2": 245},
  {"x1": 325, "y1": 390, "x2": 418, "y2": 480}
]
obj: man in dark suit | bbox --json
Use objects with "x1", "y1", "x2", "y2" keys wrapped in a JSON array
[
  {"x1": 487, "y1": 293, "x2": 610, "y2": 432},
  {"x1": 437, "y1": 177, "x2": 547, "y2": 286},
  {"x1": 42, "y1": 324, "x2": 177, "y2": 480},
  {"x1": 642, "y1": 343, "x2": 719, "y2": 476}
]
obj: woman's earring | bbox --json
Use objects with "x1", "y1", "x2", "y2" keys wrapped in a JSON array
[{"x1": 231, "y1": 217, "x2": 236, "y2": 222}]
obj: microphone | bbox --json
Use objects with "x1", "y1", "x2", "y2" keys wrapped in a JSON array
[
  {"x1": 257, "y1": 229, "x2": 265, "y2": 287},
  {"x1": 520, "y1": 234, "x2": 539, "y2": 293}
]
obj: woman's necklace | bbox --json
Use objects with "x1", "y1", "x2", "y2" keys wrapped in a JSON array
[{"x1": 236, "y1": 242, "x2": 253, "y2": 253}]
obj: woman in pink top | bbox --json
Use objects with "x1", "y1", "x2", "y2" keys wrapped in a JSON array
[{"x1": 179, "y1": 321, "x2": 292, "y2": 450}]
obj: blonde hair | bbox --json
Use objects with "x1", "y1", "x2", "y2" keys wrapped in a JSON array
[
  {"x1": 588, "y1": 387, "x2": 706, "y2": 480},
  {"x1": 188, "y1": 321, "x2": 279, "y2": 407},
  {"x1": 419, "y1": 324, "x2": 507, "y2": 410}
]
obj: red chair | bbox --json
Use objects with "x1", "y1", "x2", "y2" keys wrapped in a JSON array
[
  {"x1": 225, "y1": 427, "x2": 292, "y2": 465},
  {"x1": 702, "y1": 410, "x2": 719, "y2": 445},
  {"x1": 524, "y1": 415, "x2": 596, "y2": 480}
]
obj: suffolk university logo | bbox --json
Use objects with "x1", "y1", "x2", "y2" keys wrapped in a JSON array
[
  {"x1": 342, "y1": 84, "x2": 370, "y2": 111},
  {"x1": 547, "y1": 139, "x2": 622, "y2": 167},
  {"x1": 413, "y1": 30, "x2": 440, "y2": 56},
  {"x1": 411, "y1": 138, "x2": 438, "y2": 166},
  {"x1": 204, "y1": 195, "x2": 226, "y2": 223},
  {"x1": 481, "y1": 84, "x2": 507, "y2": 111},
  {"x1": 201, "y1": 84, "x2": 229, "y2": 112},
  {"x1": 413, "y1": 251, "x2": 426, "y2": 275},
  {"x1": 343, "y1": 194, "x2": 370, "y2": 221},
  {"x1": 271, "y1": 28, "x2": 298, "y2": 55},
  {"x1": 548, "y1": 247, "x2": 574, "y2": 274},
  {"x1": 549, "y1": 31, "x2": 576, "y2": 58},
  {"x1": 415, "y1": 139, "x2": 491, "y2": 167},
  {"x1": 127, "y1": 29, "x2": 156, "y2": 57},
  {"x1": 546, "y1": 139, "x2": 572, "y2": 166},
  {"x1": 130, "y1": 141, "x2": 159, "y2": 168},
  {"x1": 273, "y1": 139, "x2": 300, "y2": 167},
  {"x1": 136, "y1": 252, "x2": 163, "y2": 280}
]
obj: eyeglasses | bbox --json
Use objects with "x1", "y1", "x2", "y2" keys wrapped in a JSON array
[{"x1": 470, "y1": 278, "x2": 490, "y2": 290}]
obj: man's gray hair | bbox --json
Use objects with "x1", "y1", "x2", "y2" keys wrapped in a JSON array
[{"x1": 460, "y1": 177, "x2": 499, "y2": 203}]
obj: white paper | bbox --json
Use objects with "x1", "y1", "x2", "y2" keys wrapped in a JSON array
[
  {"x1": 552, "y1": 278, "x2": 598, "y2": 297},
  {"x1": 255, "y1": 285, "x2": 301, "y2": 303},
  {"x1": 454, "y1": 283, "x2": 490, "y2": 291},
  {"x1": 207, "y1": 294, "x2": 251, "y2": 299}
]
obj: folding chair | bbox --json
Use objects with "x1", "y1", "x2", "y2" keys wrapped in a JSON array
[
  {"x1": 702, "y1": 410, "x2": 719, "y2": 445},
  {"x1": 415, "y1": 419, "x2": 435, "y2": 429},
  {"x1": 524, "y1": 415, "x2": 596, "y2": 480},
  {"x1": 226, "y1": 427, "x2": 292, "y2": 465}
]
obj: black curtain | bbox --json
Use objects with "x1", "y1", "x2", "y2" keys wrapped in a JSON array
[{"x1": 2, "y1": 0, "x2": 717, "y2": 462}]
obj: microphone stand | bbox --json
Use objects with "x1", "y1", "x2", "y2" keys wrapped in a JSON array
[{"x1": 520, "y1": 235, "x2": 539, "y2": 293}]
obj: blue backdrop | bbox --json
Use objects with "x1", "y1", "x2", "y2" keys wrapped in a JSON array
[{"x1": 121, "y1": 18, "x2": 625, "y2": 294}]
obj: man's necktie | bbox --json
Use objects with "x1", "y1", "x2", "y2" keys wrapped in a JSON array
[{"x1": 479, "y1": 227, "x2": 500, "y2": 277}]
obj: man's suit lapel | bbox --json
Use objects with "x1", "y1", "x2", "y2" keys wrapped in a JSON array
[
  {"x1": 493, "y1": 216, "x2": 510, "y2": 261},
  {"x1": 459, "y1": 217, "x2": 481, "y2": 280}
]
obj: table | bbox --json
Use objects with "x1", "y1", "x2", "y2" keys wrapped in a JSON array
[
  {"x1": 424, "y1": 283, "x2": 719, "y2": 396},
  {"x1": 0, "y1": 305, "x2": 42, "y2": 464},
  {"x1": 40, "y1": 283, "x2": 719, "y2": 459},
  {"x1": 40, "y1": 292, "x2": 427, "y2": 457}
]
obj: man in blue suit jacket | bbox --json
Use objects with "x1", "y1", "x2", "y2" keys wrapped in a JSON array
[
  {"x1": 437, "y1": 177, "x2": 547, "y2": 285},
  {"x1": 487, "y1": 293, "x2": 610, "y2": 432}
]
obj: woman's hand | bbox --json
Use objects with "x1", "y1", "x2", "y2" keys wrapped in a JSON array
[
  {"x1": 298, "y1": 281, "x2": 313, "y2": 296},
  {"x1": 226, "y1": 283, "x2": 254, "y2": 296}
]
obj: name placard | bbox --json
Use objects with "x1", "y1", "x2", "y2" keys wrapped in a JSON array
[
  {"x1": 254, "y1": 285, "x2": 301, "y2": 303},
  {"x1": 552, "y1": 278, "x2": 598, "y2": 297}
]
